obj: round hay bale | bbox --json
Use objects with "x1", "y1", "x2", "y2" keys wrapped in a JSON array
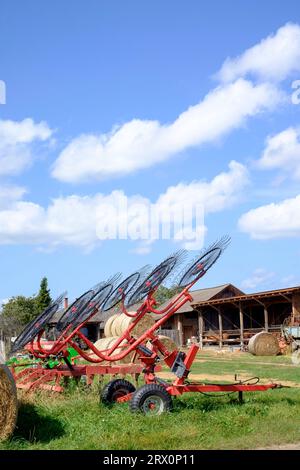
[
  {"x1": 89, "y1": 337, "x2": 116, "y2": 362},
  {"x1": 104, "y1": 314, "x2": 119, "y2": 338},
  {"x1": 90, "y1": 336, "x2": 134, "y2": 364},
  {"x1": 118, "y1": 313, "x2": 155, "y2": 338},
  {"x1": 0, "y1": 364, "x2": 18, "y2": 441},
  {"x1": 248, "y1": 332, "x2": 280, "y2": 356},
  {"x1": 147, "y1": 335, "x2": 177, "y2": 358},
  {"x1": 110, "y1": 314, "x2": 125, "y2": 337},
  {"x1": 93, "y1": 337, "x2": 113, "y2": 352},
  {"x1": 104, "y1": 336, "x2": 133, "y2": 364}
]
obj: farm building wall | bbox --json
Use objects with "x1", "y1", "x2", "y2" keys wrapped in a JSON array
[{"x1": 158, "y1": 287, "x2": 297, "y2": 347}]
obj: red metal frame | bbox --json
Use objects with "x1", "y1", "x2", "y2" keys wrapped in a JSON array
[
  {"x1": 10, "y1": 361, "x2": 162, "y2": 393},
  {"x1": 11, "y1": 270, "x2": 284, "y2": 400},
  {"x1": 115, "y1": 344, "x2": 281, "y2": 404}
]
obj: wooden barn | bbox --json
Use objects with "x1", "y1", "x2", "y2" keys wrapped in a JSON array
[{"x1": 160, "y1": 284, "x2": 300, "y2": 347}]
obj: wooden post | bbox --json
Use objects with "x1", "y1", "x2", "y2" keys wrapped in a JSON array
[
  {"x1": 198, "y1": 309, "x2": 204, "y2": 350},
  {"x1": 177, "y1": 314, "x2": 183, "y2": 347},
  {"x1": 292, "y1": 294, "x2": 300, "y2": 323},
  {"x1": 218, "y1": 308, "x2": 223, "y2": 349},
  {"x1": 239, "y1": 302, "x2": 244, "y2": 348},
  {"x1": 264, "y1": 306, "x2": 269, "y2": 332}
]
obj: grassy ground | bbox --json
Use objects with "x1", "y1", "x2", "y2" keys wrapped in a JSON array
[{"x1": 1, "y1": 351, "x2": 300, "y2": 450}]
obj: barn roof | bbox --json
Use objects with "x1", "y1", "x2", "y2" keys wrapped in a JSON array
[
  {"x1": 191, "y1": 285, "x2": 300, "y2": 307},
  {"x1": 49, "y1": 284, "x2": 243, "y2": 325},
  {"x1": 49, "y1": 284, "x2": 300, "y2": 327},
  {"x1": 159, "y1": 283, "x2": 244, "y2": 314}
]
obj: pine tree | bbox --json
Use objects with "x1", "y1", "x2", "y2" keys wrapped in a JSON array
[{"x1": 35, "y1": 277, "x2": 52, "y2": 314}]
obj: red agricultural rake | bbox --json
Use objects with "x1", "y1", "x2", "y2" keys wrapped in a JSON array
[{"x1": 9, "y1": 237, "x2": 283, "y2": 414}]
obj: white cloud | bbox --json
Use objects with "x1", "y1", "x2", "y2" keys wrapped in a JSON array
[
  {"x1": 156, "y1": 160, "x2": 249, "y2": 214},
  {"x1": 217, "y1": 23, "x2": 300, "y2": 83},
  {"x1": 130, "y1": 240, "x2": 154, "y2": 255},
  {"x1": 238, "y1": 194, "x2": 300, "y2": 239},
  {"x1": 257, "y1": 127, "x2": 300, "y2": 179},
  {"x1": 0, "y1": 298, "x2": 9, "y2": 307},
  {"x1": 0, "y1": 161, "x2": 248, "y2": 249},
  {"x1": 241, "y1": 268, "x2": 275, "y2": 291},
  {"x1": 51, "y1": 23, "x2": 300, "y2": 184},
  {"x1": 52, "y1": 79, "x2": 281, "y2": 183},
  {"x1": 0, "y1": 185, "x2": 27, "y2": 208},
  {"x1": 0, "y1": 118, "x2": 53, "y2": 176}
]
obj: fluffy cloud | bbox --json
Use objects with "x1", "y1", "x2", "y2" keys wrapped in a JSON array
[
  {"x1": 0, "y1": 185, "x2": 27, "y2": 208},
  {"x1": 0, "y1": 161, "x2": 248, "y2": 249},
  {"x1": 0, "y1": 118, "x2": 53, "y2": 176},
  {"x1": 241, "y1": 268, "x2": 275, "y2": 291},
  {"x1": 51, "y1": 23, "x2": 300, "y2": 184},
  {"x1": 217, "y1": 23, "x2": 300, "y2": 83},
  {"x1": 157, "y1": 160, "x2": 248, "y2": 214},
  {"x1": 238, "y1": 194, "x2": 300, "y2": 239},
  {"x1": 52, "y1": 79, "x2": 280, "y2": 183},
  {"x1": 257, "y1": 127, "x2": 300, "y2": 179}
]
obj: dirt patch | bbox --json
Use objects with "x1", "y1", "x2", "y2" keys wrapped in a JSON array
[
  {"x1": 257, "y1": 442, "x2": 300, "y2": 450},
  {"x1": 156, "y1": 371, "x2": 300, "y2": 388},
  {"x1": 193, "y1": 358, "x2": 295, "y2": 367}
]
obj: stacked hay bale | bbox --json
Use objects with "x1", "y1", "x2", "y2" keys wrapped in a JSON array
[
  {"x1": 96, "y1": 313, "x2": 177, "y2": 363},
  {"x1": 90, "y1": 313, "x2": 155, "y2": 364},
  {"x1": 146, "y1": 335, "x2": 177, "y2": 358},
  {"x1": 248, "y1": 331, "x2": 280, "y2": 356},
  {"x1": 89, "y1": 336, "x2": 132, "y2": 363},
  {"x1": 0, "y1": 361, "x2": 18, "y2": 441},
  {"x1": 108, "y1": 313, "x2": 155, "y2": 338}
]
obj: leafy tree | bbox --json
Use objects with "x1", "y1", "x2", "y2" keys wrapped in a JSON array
[
  {"x1": 35, "y1": 277, "x2": 52, "y2": 314},
  {"x1": 154, "y1": 285, "x2": 181, "y2": 306},
  {"x1": 0, "y1": 313, "x2": 22, "y2": 337},
  {"x1": 1, "y1": 277, "x2": 52, "y2": 331},
  {"x1": 2, "y1": 295, "x2": 38, "y2": 326}
]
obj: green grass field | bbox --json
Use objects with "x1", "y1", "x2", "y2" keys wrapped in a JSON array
[{"x1": 1, "y1": 351, "x2": 300, "y2": 450}]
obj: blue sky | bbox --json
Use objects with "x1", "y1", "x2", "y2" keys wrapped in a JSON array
[{"x1": 0, "y1": 0, "x2": 300, "y2": 302}]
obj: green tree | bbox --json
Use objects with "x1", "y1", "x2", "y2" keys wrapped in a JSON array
[
  {"x1": 2, "y1": 295, "x2": 38, "y2": 326},
  {"x1": 35, "y1": 277, "x2": 52, "y2": 314},
  {"x1": 154, "y1": 285, "x2": 181, "y2": 306}
]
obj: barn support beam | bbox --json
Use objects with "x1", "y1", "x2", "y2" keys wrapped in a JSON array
[
  {"x1": 218, "y1": 308, "x2": 223, "y2": 349},
  {"x1": 177, "y1": 314, "x2": 183, "y2": 347},
  {"x1": 198, "y1": 309, "x2": 204, "y2": 350},
  {"x1": 264, "y1": 306, "x2": 269, "y2": 332},
  {"x1": 239, "y1": 302, "x2": 244, "y2": 348},
  {"x1": 292, "y1": 294, "x2": 300, "y2": 323}
]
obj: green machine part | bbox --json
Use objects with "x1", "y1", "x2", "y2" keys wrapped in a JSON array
[
  {"x1": 46, "y1": 346, "x2": 79, "y2": 369},
  {"x1": 7, "y1": 346, "x2": 79, "y2": 369}
]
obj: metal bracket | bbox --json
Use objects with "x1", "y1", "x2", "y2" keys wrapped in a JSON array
[{"x1": 171, "y1": 351, "x2": 188, "y2": 378}]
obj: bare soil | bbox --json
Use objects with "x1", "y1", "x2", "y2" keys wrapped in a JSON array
[{"x1": 157, "y1": 371, "x2": 300, "y2": 388}]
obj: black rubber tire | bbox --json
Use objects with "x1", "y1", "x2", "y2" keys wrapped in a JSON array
[
  {"x1": 130, "y1": 383, "x2": 173, "y2": 415},
  {"x1": 101, "y1": 379, "x2": 136, "y2": 404}
]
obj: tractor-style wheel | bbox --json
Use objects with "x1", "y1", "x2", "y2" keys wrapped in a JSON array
[
  {"x1": 101, "y1": 379, "x2": 136, "y2": 404},
  {"x1": 130, "y1": 383, "x2": 172, "y2": 415}
]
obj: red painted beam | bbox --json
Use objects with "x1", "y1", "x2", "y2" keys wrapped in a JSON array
[{"x1": 167, "y1": 383, "x2": 281, "y2": 395}]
